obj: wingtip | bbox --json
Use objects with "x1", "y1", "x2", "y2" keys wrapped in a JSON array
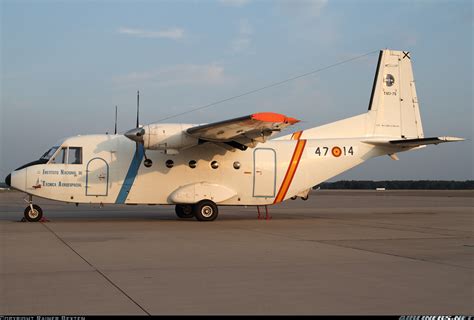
[
  {"x1": 286, "y1": 117, "x2": 300, "y2": 125},
  {"x1": 251, "y1": 112, "x2": 300, "y2": 124},
  {"x1": 440, "y1": 136, "x2": 465, "y2": 142}
]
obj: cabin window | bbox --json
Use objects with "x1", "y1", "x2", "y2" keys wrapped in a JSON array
[
  {"x1": 189, "y1": 160, "x2": 197, "y2": 168},
  {"x1": 211, "y1": 161, "x2": 219, "y2": 169},
  {"x1": 67, "y1": 147, "x2": 82, "y2": 164},
  {"x1": 166, "y1": 160, "x2": 174, "y2": 168},
  {"x1": 233, "y1": 161, "x2": 241, "y2": 170}
]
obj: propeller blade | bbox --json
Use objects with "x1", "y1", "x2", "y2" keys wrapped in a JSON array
[
  {"x1": 127, "y1": 90, "x2": 152, "y2": 167},
  {"x1": 136, "y1": 90, "x2": 140, "y2": 128},
  {"x1": 114, "y1": 105, "x2": 118, "y2": 134}
]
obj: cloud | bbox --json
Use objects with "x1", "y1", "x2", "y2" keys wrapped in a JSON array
[
  {"x1": 118, "y1": 27, "x2": 185, "y2": 40},
  {"x1": 238, "y1": 18, "x2": 253, "y2": 36},
  {"x1": 230, "y1": 19, "x2": 254, "y2": 53},
  {"x1": 231, "y1": 38, "x2": 251, "y2": 52},
  {"x1": 218, "y1": 0, "x2": 251, "y2": 7},
  {"x1": 277, "y1": 0, "x2": 328, "y2": 18},
  {"x1": 114, "y1": 64, "x2": 228, "y2": 87}
]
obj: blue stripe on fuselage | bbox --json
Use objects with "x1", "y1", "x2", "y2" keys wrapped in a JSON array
[{"x1": 115, "y1": 143, "x2": 144, "y2": 204}]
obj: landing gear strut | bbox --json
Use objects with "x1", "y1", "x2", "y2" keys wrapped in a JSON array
[{"x1": 23, "y1": 195, "x2": 43, "y2": 222}]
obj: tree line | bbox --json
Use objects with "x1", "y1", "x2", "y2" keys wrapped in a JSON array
[{"x1": 316, "y1": 180, "x2": 474, "y2": 190}]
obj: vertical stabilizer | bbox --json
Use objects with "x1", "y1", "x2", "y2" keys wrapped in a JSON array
[{"x1": 367, "y1": 50, "x2": 424, "y2": 138}]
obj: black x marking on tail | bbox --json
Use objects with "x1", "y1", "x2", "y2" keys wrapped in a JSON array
[{"x1": 403, "y1": 51, "x2": 411, "y2": 60}]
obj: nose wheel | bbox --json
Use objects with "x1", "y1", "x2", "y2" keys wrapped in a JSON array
[
  {"x1": 22, "y1": 195, "x2": 46, "y2": 222},
  {"x1": 24, "y1": 204, "x2": 43, "y2": 222}
]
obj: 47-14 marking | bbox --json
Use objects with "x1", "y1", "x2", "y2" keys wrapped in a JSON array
[{"x1": 315, "y1": 146, "x2": 354, "y2": 157}]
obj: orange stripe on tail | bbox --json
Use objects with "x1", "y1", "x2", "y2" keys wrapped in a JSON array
[
  {"x1": 274, "y1": 139, "x2": 306, "y2": 204},
  {"x1": 291, "y1": 131, "x2": 303, "y2": 140}
]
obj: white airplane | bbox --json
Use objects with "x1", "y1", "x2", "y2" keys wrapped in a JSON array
[{"x1": 5, "y1": 49, "x2": 463, "y2": 222}]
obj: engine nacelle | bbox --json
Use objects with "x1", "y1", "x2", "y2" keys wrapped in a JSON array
[{"x1": 142, "y1": 123, "x2": 199, "y2": 151}]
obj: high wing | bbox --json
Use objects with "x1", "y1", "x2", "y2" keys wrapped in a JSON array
[{"x1": 186, "y1": 112, "x2": 300, "y2": 149}]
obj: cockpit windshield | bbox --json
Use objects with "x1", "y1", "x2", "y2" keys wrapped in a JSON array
[{"x1": 40, "y1": 146, "x2": 59, "y2": 161}]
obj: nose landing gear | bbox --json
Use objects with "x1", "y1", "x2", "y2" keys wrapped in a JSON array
[
  {"x1": 24, "y1": 204, "x2": 43, "y2": 222},
  {"x1": 22, "y1": 195, "x2": 46, "y2": 222}
]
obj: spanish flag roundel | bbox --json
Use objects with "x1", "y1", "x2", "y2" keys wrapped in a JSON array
[{"x1": 332, "y1": 146, "x2": 342, "y2": 157}]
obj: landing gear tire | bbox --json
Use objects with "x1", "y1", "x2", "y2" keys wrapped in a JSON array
[
  {"x1": 301, "y1": 195, "x2": 309, "y2": 201},
  {"x1": 175, "y1": 204, "x2": 194, "y2": 219},
  {"x1": 193, "y1": 200, "x2": 218, "y2": 221},
  {"x1": 24, "y1": 204, "x2": 43, "y2": 222}
]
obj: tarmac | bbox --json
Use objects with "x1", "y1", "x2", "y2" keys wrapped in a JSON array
[{"x1": 0, "y1": 190, "x2": 472, "y2": 315}]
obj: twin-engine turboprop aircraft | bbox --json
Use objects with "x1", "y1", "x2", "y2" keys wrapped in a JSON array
[{"x1": 5, "y1": 49, "x2": 463, "y2": 221}]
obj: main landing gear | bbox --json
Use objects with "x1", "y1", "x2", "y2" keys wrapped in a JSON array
[
  {"x1": 175, "y1": 200, "x2": 219, "y2": 222},
  {"x1": 23, "y1": 195, "x2": 44, "y2": 222},
  {"x1": 175, "y1": 204, "x2": 194, "y2": 219}
]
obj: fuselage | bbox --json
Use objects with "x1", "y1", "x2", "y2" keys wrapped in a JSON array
[{"x1": 9, "y1": 133, "x2": 384, "y2": 206}]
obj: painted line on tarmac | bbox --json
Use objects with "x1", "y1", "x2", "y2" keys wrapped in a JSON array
[{"x1": 41, "y1": 222, "x2": 151, "y2": 315}]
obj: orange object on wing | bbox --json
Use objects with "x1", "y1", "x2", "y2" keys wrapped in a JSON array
[{"x1": 251, "y1": 112, "x2": 300, "y2": 124}]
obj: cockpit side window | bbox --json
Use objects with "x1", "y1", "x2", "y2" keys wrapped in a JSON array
[
  {"x1": 40, "y1": 146, "x2": 59, "y2": 161},
  {"x1": 47, "y1": 146, "x2": 82, "y2": 164},
  {"x1": 48, "y1": 147, "x2": 66, "y2": 164},
  {"x1": 58, "y1": 148, "x2": 67, "y2": 164},
  {"x1": 67, "y1": 147, "x2": 82, "y2": 164}
]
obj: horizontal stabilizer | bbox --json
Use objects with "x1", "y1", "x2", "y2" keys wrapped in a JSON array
[{"x1": 364, "y1": 136, "x2": 464, "y2": 148}]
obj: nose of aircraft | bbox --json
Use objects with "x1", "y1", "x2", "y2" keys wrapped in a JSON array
[
  {"x1": 9, "y1": 169, "x2": 27, "y2": 191},
  {"x1": 5, "y1": 173, "x2": 11, "y2": 187}
]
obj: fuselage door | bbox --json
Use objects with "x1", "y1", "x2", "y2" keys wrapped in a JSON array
[
  {"x1": 86, "y1": 158, "x2": 109, "y2": 196},
  {"x1": 253, "y1": 148, "x2": 276, "y2": 197}
]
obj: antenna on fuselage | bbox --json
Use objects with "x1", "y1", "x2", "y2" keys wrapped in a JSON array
[{"x1": 114, "y1": 105, "x2": 118, "y2": 134}]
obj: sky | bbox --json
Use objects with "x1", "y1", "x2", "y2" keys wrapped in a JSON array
[{"x1": 1, "y1": 0, "x2": 472, "y2": 181}]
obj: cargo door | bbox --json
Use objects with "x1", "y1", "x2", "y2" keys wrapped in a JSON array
[
  {"x1": 253, "y1": 148, "x2": 276, "y2": 197},
  {"x1": 86, "y1": 158, "x2": 109, "y2": 196}
]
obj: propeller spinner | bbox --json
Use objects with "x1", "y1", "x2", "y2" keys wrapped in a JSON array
[{"x1": 124, "y1": 127, "x2": 145, "y2": 143}]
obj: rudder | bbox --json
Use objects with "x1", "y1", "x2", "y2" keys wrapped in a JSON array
[{"x1": 367, "y1": 50, "x2": 424, "y2": 139}]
